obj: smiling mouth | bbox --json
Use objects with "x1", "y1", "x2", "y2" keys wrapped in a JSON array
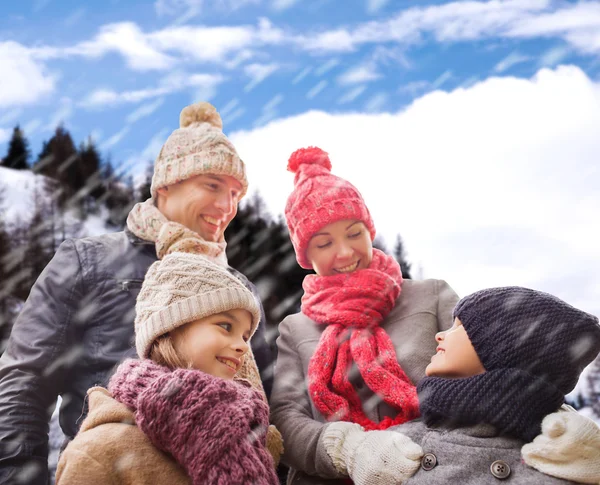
[
  {"x1": 202, "y1": 216, "x2": 222, "y2": 227},
  {"x1": 334, "y1": 261, "x2": 360, "y2": 273},
  {"x1": 216, "y1": 357, "x2": 239, "y2": 372}
]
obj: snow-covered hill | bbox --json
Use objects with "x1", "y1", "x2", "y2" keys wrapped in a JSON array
[{"x1": 0, "y1": 165, "x2": 112, "y2": 237}]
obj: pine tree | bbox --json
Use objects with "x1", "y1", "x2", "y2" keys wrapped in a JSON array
[
  {"x1": 33, "y1": 125, "x2": 78, "y2": 208},
  {"x1": 393, "y1": 234, "x2": 412, "y2": 279},
  {"x1": 135, "y1": 162, "x2": 153, "y2": 203},
  {"x1": 2, "y1": 125, "x2": 30, "y2": 170},
  {"x1": 225, "y1": 194, "x2": 309, "y2": 353},
  {"x1": 76, "y1": 138, "x2": 104, "y2": 212}
]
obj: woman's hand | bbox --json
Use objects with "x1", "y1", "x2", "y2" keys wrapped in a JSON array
[
  {"x1": 522, "y1": 405, "x2": 600, "y2": 484},
  {"x1": 322, "y1": 422, "x2": 423, "y2": 485}
]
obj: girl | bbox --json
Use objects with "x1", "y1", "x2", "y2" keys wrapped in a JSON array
[
  {"x1": 324, "y1": 286, "x2": 600, "y2": 484},
  {"x1": 270, "y1": 146, "x2": 600, "y2": 485},
  {"x1": 56, "y1": 223, "x2": 282, "y2": 485}
]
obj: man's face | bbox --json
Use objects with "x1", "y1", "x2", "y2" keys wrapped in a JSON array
[{"x1": 157, "y1": 174, "x2": 242, "y2": 242}]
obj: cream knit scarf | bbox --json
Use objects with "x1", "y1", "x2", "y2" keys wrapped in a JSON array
[{"x1": 126, "y1": 198, "x2": 228, "y2": 264}]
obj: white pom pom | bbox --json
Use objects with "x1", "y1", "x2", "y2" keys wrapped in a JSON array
[{"x1": 179, "y1": 102, "x2": 223, "y2": 130}]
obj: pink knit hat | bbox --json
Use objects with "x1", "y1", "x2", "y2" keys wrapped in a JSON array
[{"x1": 284, "y1": 146, "x2": 376, "y2": 269}]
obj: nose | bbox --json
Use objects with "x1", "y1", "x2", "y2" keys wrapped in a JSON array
[
  {"x1": 336, "y1": 242, "x2": 354, "y2": 260},
  {"x1": 435, "y1": 331, "x2": 445, "y2": 342},
  {"x1": 233, "y1": 336, "x2": 249, "y2": 355},
  {"x1": 215, "y1": 191, "x2": 234, "y2": 215}
]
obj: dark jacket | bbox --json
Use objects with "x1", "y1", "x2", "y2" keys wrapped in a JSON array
[{"x1": 0, "y1": 230, "x2": 273, "y2": 485}]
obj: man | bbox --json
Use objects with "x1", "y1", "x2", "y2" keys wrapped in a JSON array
[{"x1": 0, "y1": 102, "x2": 274, "y2": 485}]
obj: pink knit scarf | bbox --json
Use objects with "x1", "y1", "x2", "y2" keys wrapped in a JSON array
[{"x1": 303, "y1": 249, "x2": 420, "y2": 430}]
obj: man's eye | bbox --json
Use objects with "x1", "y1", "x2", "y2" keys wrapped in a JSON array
[{"x1": 206, "y1": 183, "x2": 219, "y2": 190}]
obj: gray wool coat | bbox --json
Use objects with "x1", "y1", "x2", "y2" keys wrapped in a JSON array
[
  {"x1": 270, "y1": 279, "x2": 459, "y2": 485},
  {"x1": 390, "y1": 420, "x2": 576, "y2": 484}
]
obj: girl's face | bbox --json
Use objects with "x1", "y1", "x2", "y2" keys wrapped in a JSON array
[
  {"x1": 425, "y1": 318, "x2": 485, "y2": 378},
  {"x1": 306, "y1": 219, "x2": 373, "y2": 277},
  {"x1": 171, "y1": 308, "x2": 252, "y2": 380}
]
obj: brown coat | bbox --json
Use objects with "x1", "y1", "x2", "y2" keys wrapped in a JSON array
[
  {"x1": 270, "y1": 279, "x2": 459, "y2": 485},
  {"x1": 56, "y1": 387, "x2": 189, "y2": 485}
]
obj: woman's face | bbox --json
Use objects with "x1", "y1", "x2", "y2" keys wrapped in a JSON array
[
  {"x1": 306, "y1": 219, "x2": 373, "y2": 276},
  {"x1": 425, "y1": 317, "x2": 485, "y2": 378}
]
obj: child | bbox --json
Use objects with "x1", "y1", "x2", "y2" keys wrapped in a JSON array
[
  {"x1": 56, "y1": 224, "x2": 282, "y2": 485},
  {"x1": 323, "y1": 286, "x2": 600, "y2": 484}
]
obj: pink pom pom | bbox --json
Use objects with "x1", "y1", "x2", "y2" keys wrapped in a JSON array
[{"x1": 287, "y1": 147, "x2": 332, "y2": 173}]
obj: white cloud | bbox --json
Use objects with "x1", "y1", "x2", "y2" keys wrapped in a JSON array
[
  {"x1": 31, "y1": 22, "x2": 175, "y2": 71},
  {"x1": 0, "y1": 42, "x2": 55, "y2": 108},
  {"x1": 81, "y1": 73, "x2": 224, "y2": 108},
  {"x1": 494, "y1": 51, "x2": 531, "y2": 73},
  {"x1": 230, "y1": 65, "x2": 600, "y2": 316},
  {"x1": 297, "y1": 0, "x2": 600, "y2": 57},
  {"x1": 337, "y1": 64, "x2": 381, "y2": 85}
]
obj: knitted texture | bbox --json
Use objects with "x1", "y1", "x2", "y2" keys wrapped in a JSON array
[
  {"x1": 284, "y1": 146, "x2": 375, "y2": 269},
  {"x1": 454, "y1": 286, "x2": 600, "y2": 395},
  {"x1": 110, "y1": 360, "x2": 278, "y2": 485},
  {"x1": 127, "y1": 199, "x2": 227, "y2": 264},
  {"x1": 135, "y1": 250, "x2": 261, "y2": 358},
  {"x1": 303, "y1": 249, "x2": 420, "y2": 430},
  {"x1": 322, "y1": 421, "x2": 423, "y2": 484},
  {"x1": 418, "y1": 368, "x2": 565, "y2": 442},
  {"x1": 110, "y1": 359, "x2": 284, "y2": 466},
  {"x1": 522, "y1": 407, "x2": 600, "y2": 484},
  {"x1": 150, "y1": 102, "x2": 248, "y2": 198},
  {"x1": 418, "y1": 286, "x2": 600, "y2": 442}
]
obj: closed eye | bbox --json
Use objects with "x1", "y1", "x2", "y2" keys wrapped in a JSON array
[
  {"x1": 348, "y1": 231, "x2": 362, "y2": 238},
  {"x1": 316, "y1": 242, "x2": 332, "y2": 249}
]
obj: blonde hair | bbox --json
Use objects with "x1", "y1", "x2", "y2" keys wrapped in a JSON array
[{"x1": 149, "y1": 333, "x2": 192, "y2": 370}]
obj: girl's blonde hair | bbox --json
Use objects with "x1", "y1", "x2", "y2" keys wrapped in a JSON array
[{"x1": 149, "y1": 333, "x2": 192, "y2": 369}]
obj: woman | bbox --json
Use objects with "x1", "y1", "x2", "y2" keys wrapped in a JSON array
[{"x1": 270, "y1": 147, "x2": 458, "y2": 484}]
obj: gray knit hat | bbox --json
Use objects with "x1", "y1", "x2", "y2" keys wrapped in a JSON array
[
  {"x1": 150, "y1": 101, "x2": 248, "y2": 199},
  {"x1": 453, "y1": 286, "x2": 600, "y2": 395},
  {"x1": 135, "y1": 251, "x2": 261, "y2": 359}
]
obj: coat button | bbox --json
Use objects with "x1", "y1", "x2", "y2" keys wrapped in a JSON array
[
  {"x1": 490, "y1": 460, "x2": 511, "y2": 479},
  {"x1": 421, "y1": 453, "x2": 437, "y2": 471}
]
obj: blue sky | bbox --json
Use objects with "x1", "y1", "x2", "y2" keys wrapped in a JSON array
[
  {"x1": 2, "y1": 0, "x2": 598, "y2": 166},
  {"x1": 1, "y1": 0, "x2": 600, "y2": 315}
]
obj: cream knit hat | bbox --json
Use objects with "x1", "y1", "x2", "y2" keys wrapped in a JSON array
[
  {"x1": 150, "y1": 101, "x2": 248, "y2": 199},
  {"x1": 135, "y1": 250, "x2": 261, "y2": 359}
]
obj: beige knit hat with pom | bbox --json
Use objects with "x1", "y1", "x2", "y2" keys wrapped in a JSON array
[
  {"x1": 150, "y1": 102, "x2": 248, "y2": 199},
  {"x1": 135, "y1": 222, "x2": 261, "y2": 359}
]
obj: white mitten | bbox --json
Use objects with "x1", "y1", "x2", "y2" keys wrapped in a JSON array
[
  {"x1": 522, "y1": 405, "x2": 600, "y2": 484},
  {"x1": 322, "y1": 422, "x2": 423, "y2": 485}
]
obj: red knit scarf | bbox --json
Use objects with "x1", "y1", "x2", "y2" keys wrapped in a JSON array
[{"x1": 303, "y1": 249, "x2": 420, "y2": 431}]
